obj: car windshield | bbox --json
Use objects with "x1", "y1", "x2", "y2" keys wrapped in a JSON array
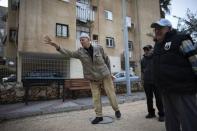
[{"x1": 115, "y1": 73, "x2": 124, "y2": 78}]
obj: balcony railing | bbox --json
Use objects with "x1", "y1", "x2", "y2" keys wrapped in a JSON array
[{"x1": 76, "y1": 3, "x2": 95, "y2": 22}]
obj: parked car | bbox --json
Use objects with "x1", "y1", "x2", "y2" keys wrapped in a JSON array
[
  {"x1": 2, "y1": 74, "x2": 16, "y2": 82},
  {"x1": 113, "y1": 71, "x2": 140, "y2": 83}
]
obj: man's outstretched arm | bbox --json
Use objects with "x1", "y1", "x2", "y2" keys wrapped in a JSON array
[{"x1": 44, "y1": 35, "x2": 80, "y2": 58}]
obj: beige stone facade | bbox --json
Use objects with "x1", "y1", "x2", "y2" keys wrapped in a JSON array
[{"x1": 5, "y1": 0, "x2": 160, "y2": 81}]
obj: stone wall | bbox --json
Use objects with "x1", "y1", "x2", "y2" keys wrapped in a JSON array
[
  {"x1": 0, "y1": 82, "x2": 143, "y2": 104},
  {"x1": 0, "y1": 82, "x2": 63, "y2": 104}
]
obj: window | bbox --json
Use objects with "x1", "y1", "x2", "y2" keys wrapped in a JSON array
[
  {"x1": 92, "y1": 6, "x2": 97, "y2": 11},
  {"x1": 11, "y1": 0, "x2": 19, "y2": 10},
  {"x1": 104, "y1": 10, "x2": 113, "y2": 20},
  {"x1": 0, "y1": 47, "x2": 2, "y2": 56},
  {"x1": 9, "y1": 29, "x2": 17, "y2": 43},
  {"x1": 106, "y1": 37, "x2": 115, "y2": 48},
  {"x1": 93, "y1": 34, "x2": 98, "y2": 41},
  {"x1": 56, "y1": 23, "x2": 69, "y2": 38},
  {"x1": 92, "y1": 34, "x2": 98, "y2": 45},
  {"x1": 128, "y1": 41, "x2": 133, "y2": 51}
]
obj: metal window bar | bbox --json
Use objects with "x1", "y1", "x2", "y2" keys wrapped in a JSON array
[{"x1": 76, "y1": 5, "x2": 95, "y2": 22}]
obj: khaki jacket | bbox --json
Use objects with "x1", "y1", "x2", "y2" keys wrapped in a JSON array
[{"x1": 58, "y1": 45, "x2": 111, "y2": 80}]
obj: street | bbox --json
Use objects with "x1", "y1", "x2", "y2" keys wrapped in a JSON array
[{"x1": 0, "y1": 100, "x2": 165, "y2": 131}]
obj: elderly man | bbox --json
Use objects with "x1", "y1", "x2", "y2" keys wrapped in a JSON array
[
  {"x1": 44, "y1": 33, "x2": 121, "y2": 124},
  {"x1": 151, "y1": 18, "x2": 197, "y2": 131}
]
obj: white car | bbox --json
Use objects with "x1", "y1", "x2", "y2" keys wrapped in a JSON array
[
  {"x1": 113, "y1": 71, "x2": 140, "y2": 83},
  {"x1": 2, "y1": 74, "x2": 16, "y2": 83}
]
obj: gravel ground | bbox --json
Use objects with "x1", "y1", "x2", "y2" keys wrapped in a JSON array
[{"x1": 0, "y1": 100, "x2": 166, "y2": 131}]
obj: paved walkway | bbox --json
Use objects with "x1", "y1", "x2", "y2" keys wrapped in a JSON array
[
  {"x1": 0, "y1": 92, "x2": 146, "y2": 121},
  {"x1": 0, "y1": 98, "x2": 166, "y2": 131}
]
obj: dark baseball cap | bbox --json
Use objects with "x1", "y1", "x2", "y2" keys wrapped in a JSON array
[{"x1": 143, "y1": 45, "x2": 153, "y2": 50}]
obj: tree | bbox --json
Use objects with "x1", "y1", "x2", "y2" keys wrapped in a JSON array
[
  {"x1": 174, "y1": 9, "x2": 197, "y2": 42},
  {"x1": 145, "y1": 0, "x2": 172, "y2": 39},
  {"x1": 159, "y1": 0, "x2": 171, "y2": 18}
]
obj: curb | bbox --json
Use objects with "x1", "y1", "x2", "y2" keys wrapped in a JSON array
[{"x1": 0, "y1": 94, "x2": 145, "y2": 122}]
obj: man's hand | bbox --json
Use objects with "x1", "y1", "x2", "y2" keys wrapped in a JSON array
[{"x1": 44, "y1": 35, "x2": 59, "y2": 49}]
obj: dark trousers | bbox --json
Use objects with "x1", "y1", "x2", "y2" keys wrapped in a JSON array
[
  {"x1": 163, "y1": 93, "x2": 197, "y2": 131},
  {"x1": 144, "y1": 83, "x2": 164, "y2": 116}
]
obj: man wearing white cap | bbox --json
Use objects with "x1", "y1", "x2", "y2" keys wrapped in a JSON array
[
  {"x1": 151, "y1": 18, "x2": 197, "y2": 131},
  {"x1": 44, "y1": 33, "x2": 121, "y2": 124}
]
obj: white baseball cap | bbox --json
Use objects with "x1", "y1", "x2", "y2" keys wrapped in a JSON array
[
  {"x1": 80, "y1": 33, "x2": 90, "y2": 39},
  {"x1": 151, "y1": 18, "x2": 172, "y2": 28}
]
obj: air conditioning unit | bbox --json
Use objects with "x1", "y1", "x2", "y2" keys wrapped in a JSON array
[
  {"x1": 129, "y1": 51, "x2": 133, "y2": 59},
  {"x1": 104, "y1": 10, "x2": 113, "y2": 21},
  {"x1": 60, "y1": 0, "x2": 69, "y2": 3},
  {"x1": 126, "y1": 16, "x2": 134, "y2": 28}
]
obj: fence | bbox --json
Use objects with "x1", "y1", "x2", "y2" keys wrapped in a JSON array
[
  {"x1": 21, "y1": 52, "x2": 70, "y2": 79},
  {"x1": 0, "y1": 57, "x2": 16, "y2": 83}
]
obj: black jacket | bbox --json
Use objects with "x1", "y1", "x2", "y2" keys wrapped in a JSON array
[
  {"x1": 153, "y1": 30, "x2": 197, "y2": 94},
  {"x1": 141, "y1": 51, "x2": 154, "y2": 84}
]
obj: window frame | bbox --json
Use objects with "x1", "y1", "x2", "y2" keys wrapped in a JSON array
[
  {"x1": 128, "y1": 41, "x2": 134, "y2": 51},
  {"x1": 106, "y1": 37, "x2": 115, "y2": 48},
  {"x1": 104, "y1": 10, "x2": 113, "y2": 21},
  {"x1": 56, "y1": 23, "x2": 69, "y2": 38},
  {"x1": 93, "y1": 34, "x2": 98, "y2": 41},
  {"x1": 9, "y1": 28, "x2": 17, "y2": 43},
  {"x1": 10, "y1": 0, "x2": 19, "y2": 10}
]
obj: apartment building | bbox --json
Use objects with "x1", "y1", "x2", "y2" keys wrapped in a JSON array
[
  {"x1": 4, "y1": 0, "x2": 160, "y2": 82},
  {"x1": 0, "y1": 6, "x2": 7, "y2": 57}
]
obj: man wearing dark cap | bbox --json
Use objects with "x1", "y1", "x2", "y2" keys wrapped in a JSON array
[
  {"x1": 44, "y1": 33, "x2": 121, "y2": 124},
  {"x1": 151, "y1": 18, "x2": 197, "y2": 131},
  {"x1": 141, "y1": 45, "x2": 164, "y2": 122}
]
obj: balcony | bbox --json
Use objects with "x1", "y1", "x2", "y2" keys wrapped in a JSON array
[{"x1": 76, "y1": 3, "x2": 95, "y2": 23}]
